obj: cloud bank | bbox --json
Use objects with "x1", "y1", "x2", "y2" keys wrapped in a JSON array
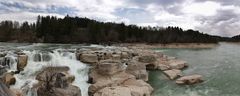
[{"x1": 0, "y1": 0, "x2": 240, "y2": 37}]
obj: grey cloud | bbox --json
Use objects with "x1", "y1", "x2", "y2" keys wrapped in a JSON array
[
  {"x1": 196, "y1": 9, "x2": 240, "y2": 37},
  {"x1": 194, "y1": 0, "x2": 240, "y2": 6},
  {"x1": 127, "y1": 0, "x2": 185, "y2": 6}
]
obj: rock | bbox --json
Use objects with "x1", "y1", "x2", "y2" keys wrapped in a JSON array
[
  {"x1": 121, "y1": 52, "x2": 130, "y2": 59},
  {"x1": 163, "y1": 69, "x2": 182, "y2": 80},
  {"x1": 126, "y1": 60, "x2": 148, "y2": 81},
  {"x1": 1, "y1": 72, "x2": 16, "y2": 87},
  {"x1": 42, "y1": 53, "x2": 51, "y2": 62},
  {"x1": 36, "y1": 66, "x2": 70, "y2": 82},
  {"x1": 17, "y1": 55, "x2": 28, "y2": 71},
  {"x1": 145, "y1": 63, "x2": 156, "y2": 70},
  {"x1": 79, "y1": 53, "x2": 98, "y2": 64},
  {"x1": 112, "y1": 54, "x2": 121, "y2": 60},
  {"x1": 168, "y1": 60, "x2": 188, "y2": 69},
  {"x1": 33, "y1": 53, "x2": 41, "y2": 62},
  {"x1": 0, "y1": 81, "x2": 16, "y2": 96},
  {"x1": 94, "y1": 86, "x2": 131, "y2": 96},
  {"x1": 0, "y1": 65, "x2": 7, "y2": 76},
  {"x1": 36, "y1": 68, "x2": 81, "y2": 96},
  {"x1": 11, "y1": 88, "x2": 23, "y2": 96},
  {"x1": 138, "y1": 55, "x2": 156, "y2": 63},
  {"x1": 1, "y1": 57, "x2": 13, "y2": 68},
  {"x1": 167, "y1": 56, "x2": 176, "y2": 60},
  {"x1": 93, "y1": 79, "x2": 153, "y2": 96},
  {"x1": 0, "y1": 53, "x2": 7, "y2": 57},
  {"x1": 122, "y1": 79, "x2": 153, "y2": 96},
  {"x1": 88, "y1": 71, "x2": 135, "y2": 95},
  {"x1": 176, "y1": 75, "x2": 203, "y2": 85},
  {"x1": 157, "y1": 64, "x2": 170, "y2": 71},
  {"x1": 61, "y1": 72, "x2": 75, "y2": 83},
  {"x1": 37, "y1": 85, "x2": 81, "y2": 96},
  {"x1": 97, "y1": 60, "x2": 124, "y2": 76}
]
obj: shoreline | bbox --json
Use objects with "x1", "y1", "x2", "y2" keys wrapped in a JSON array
[{"x1": 115, "y1": 43, "x2": 219, "y2": 49}]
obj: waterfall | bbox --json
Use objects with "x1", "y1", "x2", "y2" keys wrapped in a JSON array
[{"x1": 6, "y1": 49, "x2": 90, "y2": 96}]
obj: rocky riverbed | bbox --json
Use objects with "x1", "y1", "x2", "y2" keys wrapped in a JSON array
[{"x1": 0, "y1": 44, "x2": 203, "y2": 96}]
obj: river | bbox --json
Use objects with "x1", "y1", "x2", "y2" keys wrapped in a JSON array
[
  {"x1": 149, "y1": 43, "x2": 240, "y2": 96},
  {"x1": 1, "y1": 42, "x2": 240, "y2": 96}
]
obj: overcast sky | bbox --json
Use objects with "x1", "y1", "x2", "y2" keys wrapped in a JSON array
[{"x1": 0, "y1": 0, "x2": 240, "y2": 37}]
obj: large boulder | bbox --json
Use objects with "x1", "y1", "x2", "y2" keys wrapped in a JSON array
[
  {"x1": 17, "y1": 55, "x2": 28, "y2": 71},
  {"x1": 163, "y1": 69, "x2": 182, "y2": 80},
  {"x1": 97, "y1": 60, "x2": 125, "y2": 76},
  {"x1": 176, "y1": 75, "x2": 203, "y2": 85},
  {"x1": 79, "y1": 53, "x2": 98, "y2": 64},
  {"x1": 0, "y1": 72, "x2": 16, "y2": 87}
]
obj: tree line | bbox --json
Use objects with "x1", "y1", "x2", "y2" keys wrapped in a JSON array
[{"x1": 0, "y1": 15, "x2": 239, "y2": 44}]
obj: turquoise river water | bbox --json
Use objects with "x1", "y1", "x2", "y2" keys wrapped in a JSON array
[{"x1": 149, "y1": 43, "x2": 240, "y2": 96}]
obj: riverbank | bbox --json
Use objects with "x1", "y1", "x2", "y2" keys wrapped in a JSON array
[{"x1": 115, "y1": 43, "x2": 219, "y2": 49}]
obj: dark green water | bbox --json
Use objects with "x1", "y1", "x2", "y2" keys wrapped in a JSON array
[{"x1": 149, "y1": 43, "x2": 240, "y2": 96}]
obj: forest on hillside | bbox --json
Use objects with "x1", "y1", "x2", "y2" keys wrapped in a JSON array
[{"x1": 0, "y1": 15, "x2": 238, "y2": 44}]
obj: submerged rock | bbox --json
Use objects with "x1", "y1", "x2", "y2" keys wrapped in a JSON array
[
  {"x1": 176, "y1": 75, "x2": 203, "y2": 85},
  {"x1": 163, "y1": 69, "x2": 182, "y2": 80}
]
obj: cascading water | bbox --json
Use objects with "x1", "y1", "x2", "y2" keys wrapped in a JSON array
[{"x1": 4, "y1": 49, "x2": 90, "y2": 96}]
